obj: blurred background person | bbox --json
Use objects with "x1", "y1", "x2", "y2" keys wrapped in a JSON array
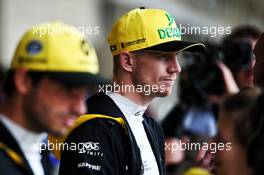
[
  {"x1": 222, "y1": 25, "x2": 261, "y2": 88},
  {"x1": 193, "y1": 26, "x2": 262, "y2": 174},
  {"x1": 248, "y1": 33, "x2": 264, "y2": 175},
  {"x1": 215, "y1": 87, "x2": 261, "y2": 175},
  {"x1": 247, "y1": 92, "x2": 264, "y2": 175},
  {"x1": 0, "y1": 22, "x2": 100, "y2": 175},
  {"x1": 162, "y1": 43, "x2": 226, "y2": 175},
  {"x1": 253, "y1": 33, "x2": 264, "y2": 88}
]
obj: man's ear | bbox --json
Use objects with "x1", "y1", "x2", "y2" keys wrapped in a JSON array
[
  {"x1": 119, "y1": 51, "x2": 134, "y2": 72},
  {"x1": 14, "y1": 69, "x2": 32, "y2": 95}
]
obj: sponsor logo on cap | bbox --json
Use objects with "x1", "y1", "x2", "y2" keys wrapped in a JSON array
[
  {"x1": 119, "y1": 39, "x2": 146, "y2": 50},
  {"x1": 110, "y1": 45, "x2": 117, "y2": 52},
  {"x1": 124, "y1": 38, "x2": 146, "y2": 47},
  {"x1": 121, "y1": 42, "x2": 125, "y2": 49},
  {"x1": 157, "y1": 13, "x2": 181, "y2": 39},
  {"x1": 26, "y1": 40, "x2": 42, "y2": 55},
  {"x1": 81, "y1": 40, "x2": 90, "y2": 56},
  {"x1": 166, "y1": 13, "x2": 175, "y2": 26}
]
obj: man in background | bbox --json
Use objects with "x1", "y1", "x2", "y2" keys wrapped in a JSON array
[
  {"x1": 222, "y1": 25, "x2": 261, "y2": 88},
  {"x1": 253, "y1": 33, "x2": 264, "y2": 88},
  {"x1": 0, "y1": 22, "x2": 99, "y2": 175}
]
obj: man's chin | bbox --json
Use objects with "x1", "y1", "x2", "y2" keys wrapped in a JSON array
[
  {"x1": 155, "y1": 89, "x2": 172, "y2": 97},
  {"x1": 47, "y1": 127, "x2": 68, "y2": 137}
]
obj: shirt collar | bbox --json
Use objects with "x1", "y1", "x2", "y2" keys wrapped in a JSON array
[
  {"x1": 0, "y1": 114, "x2": 47, "y2": 153},
  {"x1": 107, "y1": 92, "x2": 147, "y2": 122}
]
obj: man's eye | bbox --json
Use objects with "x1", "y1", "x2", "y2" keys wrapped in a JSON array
[
  {"x1": 156, "y1": 54, "x2": 169, "y2": 60},
  {"x1": 158, "y1": 56, "x2": 168, "y2": 61}
]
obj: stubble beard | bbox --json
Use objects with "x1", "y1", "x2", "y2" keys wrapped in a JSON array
[{"x1": 22, "y1": 90, "x2": 50, "y2": 133}]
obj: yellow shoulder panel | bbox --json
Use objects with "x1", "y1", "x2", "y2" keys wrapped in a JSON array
[
  {"x1": 0, "y1": 142, "x2": 25, "y2": 167},
  {"x1": 48, "y1": 114, "x2": 126, "y2": 160}
]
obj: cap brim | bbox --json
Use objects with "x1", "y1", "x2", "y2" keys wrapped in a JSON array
[
  {"x1": 145, "y1": 40, "x2": 206, "y2": 53},
  {"x1": 45, "y1": 72, "x2": 110, "y2": 87}
]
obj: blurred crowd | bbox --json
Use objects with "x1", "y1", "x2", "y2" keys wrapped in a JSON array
[{"x1": 162, "y1": 25, "x2": 264, "y2": 175}]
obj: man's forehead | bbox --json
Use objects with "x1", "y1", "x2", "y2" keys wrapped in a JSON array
[
  {"x1": 132, "y1": 50, "x2": 178, "y2": 58},
  {"x1": 254, "y1": 33, "x2": 264, "y2": 55}
]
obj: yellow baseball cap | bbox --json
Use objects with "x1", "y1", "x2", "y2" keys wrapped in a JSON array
[
  {"x1": 108, "y1": 8, "x2": 205, "y2": 56},
  {"x1": 10, "y1": 22, "x2": 101, "y2": 86}
]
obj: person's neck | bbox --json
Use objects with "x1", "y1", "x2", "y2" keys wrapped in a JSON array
[
  {"x1": 113, "y1": 78, "x2": 153, "y2": 107},
  {"x1": 116, "y1": 90, "x2": 151, "y2": 107}
]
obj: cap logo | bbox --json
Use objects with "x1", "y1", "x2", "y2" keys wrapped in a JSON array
[
  {"x1": 121, "y1": 42, "x2": 125, "y2": 49},
  {"x1": 157, "y1": 13, "x2": 181, "y2": 40},
  {"x1": 26, "y1": 40, "x2": 42, "y2": 55},
  {"x1": 166, "y1": 13, "x2": 175, "y2": 26},
  {"x1": 120, "y1": 39, "x2": 146, "y2": 50},
  {"x1": 110, "y1": 45, "x2": 117, "y2": 52},
  {"x1": 81, "y1": 40, "x2": 89, "y2": 56}
]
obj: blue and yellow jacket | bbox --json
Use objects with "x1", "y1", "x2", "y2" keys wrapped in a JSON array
[
  {"x1": 57, "y1": 93, "x2": 166, "y2": 175},
  {"x1": 0, "y1": 120, "x2": 54, "y2": 175}
]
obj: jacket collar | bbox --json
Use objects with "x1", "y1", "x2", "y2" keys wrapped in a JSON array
[
  {"x1": 86, "y1": 93, "x2": 164, "y2": 175},
  {"x1": 0, "y1": 119, "x2": 35, "y2": 175}
]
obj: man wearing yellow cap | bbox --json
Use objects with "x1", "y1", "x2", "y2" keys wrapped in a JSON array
[
  {"x1": 0, "y1": 22, "x2": 100, "y2": 175},
  {"x1": 59, "y1": 8, "x2": 205, "y2": 175}
]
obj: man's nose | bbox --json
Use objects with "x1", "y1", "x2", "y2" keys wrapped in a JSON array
[
  {"x1": 71, "y1": 97, "x2": 87, "y2": 116},
  {"x1": 168, "y1": 58, "x2": 181, "y2": 74}
]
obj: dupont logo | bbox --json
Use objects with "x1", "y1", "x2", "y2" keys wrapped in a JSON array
[
  {"x1": 166, "y1": 13, "x2": 175, "y2": 26},
  {"x1": 157, "y1": 13, "x2": 181, "y2": 39},
  {"x1": 78, "y1": 142, "x2": 103, "y2": 157},
  {"x1": 83, "y1": 142, "x2": 100, "y2": 151}
]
